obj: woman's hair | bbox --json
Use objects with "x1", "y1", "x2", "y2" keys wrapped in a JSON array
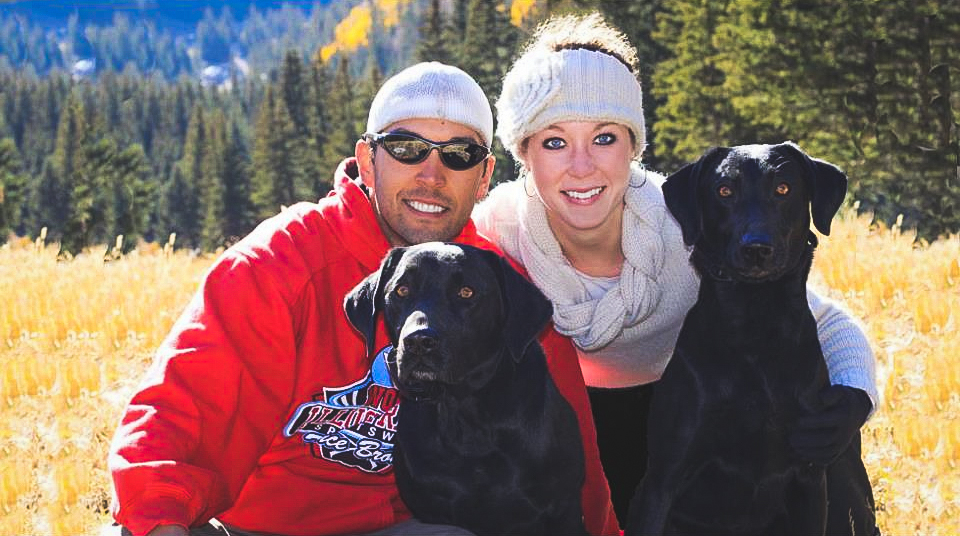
[{"x1": 521, "y1": 12, "x2": 638, "y2": 76}]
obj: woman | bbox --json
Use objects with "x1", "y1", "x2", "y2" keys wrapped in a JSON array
[{"x1": 474, "y1": 13, "x2": 878, "y2": 527}]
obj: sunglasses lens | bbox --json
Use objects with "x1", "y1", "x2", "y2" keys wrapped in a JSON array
[
  {"x1": 381, "y1": 137, "x2": 431, "y2": 163},
  {"x1": 438, "y1": 143, "x2": 487, "y2": 171}
]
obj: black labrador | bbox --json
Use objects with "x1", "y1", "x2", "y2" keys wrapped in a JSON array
[
  {"x1": 626, "y1": 143, "x2": 875, "y2": 535},
  {"x1": 344, "y1": 242, "x2": 588, "y2": 536}
]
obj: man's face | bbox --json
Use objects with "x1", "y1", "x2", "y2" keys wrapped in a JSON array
[{"x1": 357, "y1": 118, "x2": 494, "y2": 246}]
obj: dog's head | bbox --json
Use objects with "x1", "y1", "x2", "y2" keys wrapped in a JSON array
[
  {"x1": 344, "y1": 242, "x2": 553, "y2": 401},
  {"x1": 663, "y1": 142, "x2": 847, "y2": 282}
]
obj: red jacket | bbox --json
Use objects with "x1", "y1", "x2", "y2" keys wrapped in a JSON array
[{"x1": 109, "y1": 158, "x2": 618, "y2": 536}]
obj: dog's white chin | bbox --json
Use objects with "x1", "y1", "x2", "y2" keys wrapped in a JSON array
[{"x1": 409, "y1": 369, "x2": 439, "y2": 381}]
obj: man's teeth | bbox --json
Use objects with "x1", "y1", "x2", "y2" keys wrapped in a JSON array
[
  {"x1": 564, "y1": 187, "x2": 603, "y2": 200},
  {"x1": 408, "y1": 200, "x2": 445, "y2": 213}
]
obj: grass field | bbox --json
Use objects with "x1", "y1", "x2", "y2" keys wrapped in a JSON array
[{"x1": 1, "y1": 211, "x2": 958, "y2": 535}]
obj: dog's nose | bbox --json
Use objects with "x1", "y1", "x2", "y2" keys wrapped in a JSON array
[
  {"x1": 740, "y1": 242, "x2": 774, "y2": 266},
  {"x1": 403, "y1": 328, "x2": 439, "y2": 354}
]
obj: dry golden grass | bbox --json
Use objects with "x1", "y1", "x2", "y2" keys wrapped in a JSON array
[
  {"x1": 0, "y1": 237, "x2": 213, "y2": 536},
  {"x1": 810, "y1": 212, "x2": 960, "y2": 535},
  {"x1": 0, "y1": 211, "x2": 957, "y2": 535}
]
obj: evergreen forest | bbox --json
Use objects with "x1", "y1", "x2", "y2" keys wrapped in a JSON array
[{"x1": 0, "y1": 0, "x2": 957, "y2": 256}]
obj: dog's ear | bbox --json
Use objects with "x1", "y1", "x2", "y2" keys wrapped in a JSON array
[
  {"x1": 344, "y1": 247, "x2": 406, "y2": 357},
  {"x1": 483, "y1": 251, "x2": 553, "y2": 363},
  {"x1": 778, "y1": 142, "x2": 848, "y2": 236},
  {"x1": 663, "y1": 147, "x2": 728, "y2": 246}
]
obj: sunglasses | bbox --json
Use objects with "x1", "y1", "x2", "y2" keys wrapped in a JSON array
[{"x1": 365, "y1": 132, "x2": 490, "y2": 171}]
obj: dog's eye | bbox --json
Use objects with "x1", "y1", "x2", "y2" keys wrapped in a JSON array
[
  {"x1": 775, "y1": 183, "x2": 790, "y2": 196},
  {"x1": 717, "y1": 185, "x2": 734, "y2": 198},
  {"x1": 458, "y1": 286, "x2": 474, "y2": 299},
  {"x1": 395, "y1": 285, "x2": 410, "y2": 297}
]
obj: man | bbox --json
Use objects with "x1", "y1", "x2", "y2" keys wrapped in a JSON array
[{"x1": 108, "y1": 62, "x2": 618, "y2": 536}]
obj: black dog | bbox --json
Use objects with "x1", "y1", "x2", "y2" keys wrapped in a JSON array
[
  {"x1": 626, "y1": 143, "x2": 875, "y2": 535},
  {"x1": 345, "y1": 242, "x2": 588, "y2": 536}
]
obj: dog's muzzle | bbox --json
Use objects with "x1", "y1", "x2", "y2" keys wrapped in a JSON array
[
  {"x1": 393, "y1": 324, "x2": 449, "y2": 402},
  {"x1": 386, "y1": 347, "x2": 443, "y2": 402},
  {"x1": 734, "y1": 233, "x2": 779, "y2": 279}
]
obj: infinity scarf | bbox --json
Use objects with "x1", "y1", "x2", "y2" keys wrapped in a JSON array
[{"x1": 516, "y1": 164, "x2": 668, "y2": 351}]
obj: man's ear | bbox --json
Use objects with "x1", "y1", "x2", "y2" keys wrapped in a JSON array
[
  {"x1": 475, "y1": 154, "x2": 496, "y2": 201},
  {"x1": 344, "y1": 247, "x2": 406, "y2": 357},
  {"x1": 777, "y1": 142, "x2": 847, "y2": 236},
  {"x1": 663, "y1": 147, "x2": 728, "y2": 246},
  {"x1": 355, "y1": 139, "x2": 375, "y2": 189}
]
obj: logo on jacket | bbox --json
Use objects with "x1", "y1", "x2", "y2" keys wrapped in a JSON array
[{"x1": 283, "y1": 346, "x2": 398, "y2": 473}]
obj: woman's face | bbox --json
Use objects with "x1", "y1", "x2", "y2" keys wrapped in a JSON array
[{"x1": 521, "y1": 121, "x2": 634, "y2": 239}]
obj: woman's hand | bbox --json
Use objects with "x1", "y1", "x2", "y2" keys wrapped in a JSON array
[{"x1": 790, "y1": 385, "x2": 873, "y2": 465}]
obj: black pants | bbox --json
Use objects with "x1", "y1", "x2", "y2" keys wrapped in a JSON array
[
  {"x1": 117, "y1": 520, "x2": 238, "y2": 536},
  {"x1": 588, "y1": 384, "x2": 654, "y2": 528},
  {"x1": 588, "y1": 384, "x2": 879, "y2": 534}
]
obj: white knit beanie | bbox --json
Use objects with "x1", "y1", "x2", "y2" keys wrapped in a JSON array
[
  {"x1": 366, "y1": 62, "x2": 494, "y2": 146},
  {"x1": 496, "y1": 48, "x2": 646, "y2": 161}
]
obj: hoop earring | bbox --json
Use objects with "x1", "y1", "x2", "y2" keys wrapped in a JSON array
[{"x1": 522, "y1": 168, "x2": 535, "y2": 198}]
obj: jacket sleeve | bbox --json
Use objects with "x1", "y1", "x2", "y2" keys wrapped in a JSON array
[
  {"x1": 539, "y1": 328, "x2": 620, "y2": 536},
  {"x1": 109, "y1": 252, "x2": 300, "y2": 536},
  {"x1": 806, "y1": 287, "x2": 879, "y2": 416}
]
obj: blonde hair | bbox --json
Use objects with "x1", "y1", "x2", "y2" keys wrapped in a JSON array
[{"x1": 521, "y1": 12, "x2": 639, "y2": 75}]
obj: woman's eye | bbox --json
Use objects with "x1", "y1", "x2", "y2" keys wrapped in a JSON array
[
  {"x1": 395, "y1": 285, "x2": 409, "y2": 297},
  {"x1": 775, "y1": 183, "x2": 790, "y2": 196},
  {"x1": 717, "y1": 185, "x2": 734, "y2": 198},
  {"x1": 458, "y1": 286, "x2": 474, "y2": 299},
  {"x1": 542, "y1": 137, "x2": 566, "y2": 150},
  {"x1": 594, "y1": 132, "x2": 617, "y2": 145}
]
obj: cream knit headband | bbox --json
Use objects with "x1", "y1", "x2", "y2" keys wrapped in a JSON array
[{"x1": 496, "y1": 48, "x2": 646, "y2": 161}]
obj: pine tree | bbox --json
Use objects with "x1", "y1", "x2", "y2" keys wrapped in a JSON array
[
  {"x1": 59, "y1": 120, "x2": 116, "y2": 257},
  {"x1": 251, "y1": 87, "x2": 279, "y2": 218},
  {"x1": 651, "y1": 0, "x2": 744, "y2": 169},
  {"x1": 449, "y1": 0, "x2": 471, "y2": 38},
  {"x1": 0, "y1": 137, "x2": 26, "y2": 241},
  {"x1": 416, "y1": 0, "x2": 455, "y2": 64},
  {"x1": 9, "y1": 79, "x2": 32, "y2": 150},
  {"x1": 866, "y1": 0, "x2": 960, "y2": 238},
  {"x1": 460, "y1": 0, "x2": 518, "y2": 99},
  {"x1": 50, "y1": 94, "x2": 89, "y2": 252},
  {"x1": 251, "y1": 86, "x2": 305, "y2": 219},
  {"x1": 222, "y1": 118, "x2": 255, "y2": 243},
  {"x1": 354, "y1": 58, "x2": 384, "y2": 140},
  {"x1": 460, "y1": 0, "x2": 520, "y2": 187},
  {"x1": 319, "y1": 57, "x2": 360, "y2": 178},
  {"x1": 75, "y1": 136, "x2": 118, "y2": 250},
  {"x1": 280, "y1": 49, "x2": 322, "y2": 201},
  {"x1": 280, "y1": 50, "x2": 310, "y2": 137},
  {"x1": 170, "y1": 104, "x2": 205, "y2": 249},
  {"x1": 107, "y1": 142, "x2": 151, "y2": 253},
  {"x1": 200, "y1": 110, "x2": 228, "y2": 251},
  {"x1": 310, "y1": 56, "x2": 334, "y2": 195}
]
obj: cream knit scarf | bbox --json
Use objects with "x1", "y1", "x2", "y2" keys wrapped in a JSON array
[{"x1": 517, "y1": 165, "x2": 667, "y2": 351}]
